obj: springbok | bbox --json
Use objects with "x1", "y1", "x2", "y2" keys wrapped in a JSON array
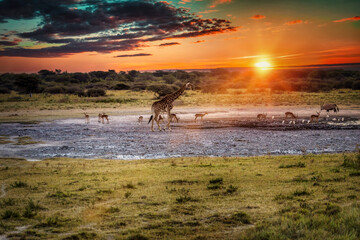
[
  {"x1": 170, "y1": 113, "x2": 179, "y2": 123},
  {"x1": 83, "y1": 113, "x2": 90, "y2": 124},
  {"x1": 257, "y1": 113, "x2": 267, "y2": 121},
  {"x1": 98, "y1": 113, "x2": 109, "y2": 124},
  {"x1": 310, "y1": 111, "x2": 321, "y2": 123},
  {"x1": 285, "y1": 112, "x2": 297, "y2": 119},
  {"x1": 321, "y1": 104, "x2": 339, "y2": 114},
  {"x1": 195, "y1": 112, "x2": 208, "y2": 122}
]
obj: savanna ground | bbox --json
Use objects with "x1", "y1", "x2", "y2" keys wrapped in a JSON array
[
  {"x1": 0, "y1": 153, "x2": 359, "y2": 239},
  {"x1": 0, "y1": 89, "x2": 359, "y2": 123},
  {"x1": 0, "y1": 90, "x2": 360, "y2": 239}
]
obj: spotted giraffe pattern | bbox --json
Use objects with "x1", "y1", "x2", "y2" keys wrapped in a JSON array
[{"x1": 149, "y1": 82, "x2": 192, "y2": 131}]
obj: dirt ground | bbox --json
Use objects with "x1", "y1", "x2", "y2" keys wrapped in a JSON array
[{"x1": 0, "y1": 107, "x2": 359, "y2": 160}]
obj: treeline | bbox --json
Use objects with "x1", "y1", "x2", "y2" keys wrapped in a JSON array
[{"x1": 0, "y1": 68, "x2": 359, "y2": 97}]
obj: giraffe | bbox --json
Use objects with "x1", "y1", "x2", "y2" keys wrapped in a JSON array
[{"x1": 148, "y1": 82, "x2": 193, "y2": 131}]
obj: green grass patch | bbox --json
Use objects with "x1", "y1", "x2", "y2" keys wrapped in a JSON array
[{"x1": 0, "y1": 153, "x2": 358, "y2": 239}]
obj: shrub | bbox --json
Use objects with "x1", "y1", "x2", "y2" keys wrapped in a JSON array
[
  {"x1": 126, "y1": 234, "x2": 149, "y2": 240},
  {"x1": 147, "y1": 84, "x2": 176, "y2": 98},
  {"x1": 86, "y1": 88, "x2": 106, "y2": 97},
  {"x1": 209, "y1": 178, "x2": 223, "y2": 184},
  {"x1": 113, "y1": 83, "x2": 131, "y2": 90},
  {"x1": 44, "y1": 86, "x2": 64, "y2": 94},
  {"x1": 11, "y1": 180, "x2": 28, "y2": 188},
  {"x1": 0, "y1": 87, "x2": 11, "y2": 94},
  {"x1": 2, "y1": 210, "x2": 20, "y2": 219},
  {"x1": 232, "y1": 211, "x2": 251, "y2": 224}
]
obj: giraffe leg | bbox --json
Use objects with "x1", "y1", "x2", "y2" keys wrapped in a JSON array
[
  {"x1": 154, "y1": 112, "x2": 162, "y2": 131},
  {"x1": 166, "y1": 110, "x2": 171, "y2": 131},
  {"x1": 151, "y1": 116, "x2": 155, "y2": 132}
]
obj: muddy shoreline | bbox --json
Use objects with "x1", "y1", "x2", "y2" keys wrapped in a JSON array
[{"x1": 0, "y1": 111, "x2": 359, "y2": 160}]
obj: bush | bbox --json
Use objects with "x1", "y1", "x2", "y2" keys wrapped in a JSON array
[
  {"x1": 44, "y1": 86, "x2": 64, "y2": 94},
  {"x1": 86, "y1": 88, "x2": 106, "y2": 97},
  {"x1": 113, "y1": 83, "x2": 131, "y2": 90},
  {"x1": 0, "y1": 87, "x2": 11, "y2": 94},
  {"x1": 147, "y1": 84, "x2": 176, "y2": 98}
]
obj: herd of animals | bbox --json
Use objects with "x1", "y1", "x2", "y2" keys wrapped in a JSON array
[
  {"x1": 81, "y1": 82, "x2": 343, "y2": 131},
  {"x1": 256, "y1": 103, "x2": 341, "y2": 124}
]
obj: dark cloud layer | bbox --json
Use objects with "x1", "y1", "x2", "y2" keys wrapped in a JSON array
[
  {"x1": 159, "y1": 42, "x2": 180, "y2": 47},
  {"x1": 0, "y1": 0, "x2": 236, "y2": 57},
  {"x1": 115, "y1": 53, "x2": 152, "y2": 58}
]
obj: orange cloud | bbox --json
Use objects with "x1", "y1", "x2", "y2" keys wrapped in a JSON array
[
  {"x1": 251, "y1": 14, "x2": 266, "y2": 20},
  {"x1": 198, "y1": 9, "x2": 218, "y2": 14},
  {"x1": 210, "y1": 0, "x2": 232, "y2": 8},
  {"x1": 285, "y1": 19, "x2": 303, "y2": 25},
  {"x1": 333, "y1": 16, "x2": 360, "y2": 22}
]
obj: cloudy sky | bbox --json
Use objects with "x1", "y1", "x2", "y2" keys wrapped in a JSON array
[{"x1": 0, "y1": 0, "x2": 359, "y2": 72}]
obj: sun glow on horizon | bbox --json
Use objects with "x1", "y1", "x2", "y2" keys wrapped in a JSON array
[{"x1": 254, "y1": 61, "x2": 272, "y2": 70}]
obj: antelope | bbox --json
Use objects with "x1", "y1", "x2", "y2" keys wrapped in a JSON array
[
  {"x1": 321, "y1": 104, "x2": 339, "y2": 114},
  {"x1": 98, "y1": 113, "x2": 109, "y2": 124},
  {"x1": 138, "y1": 116, "x2": 143, "y2": 123},
  {"x1": 310, "y1": 111, "x2": 321, "y2": 123},
  {"x1": 158, "y1": 115, "x2": 165, "y2": 123},
  {"x1": 257, "y1": 113, "x2": 267, "y2": 121},
  {"x1": 170, "y1": 113, "x2": 179, "y2": 123},
  {"x1": 83, "y1": 113, "x2": 90, "y2": 124},
  {"x1": 285, "y1": 112, "x2": 297, "y2": 119},
  {"x1": 195, "y1": 112, "x2": 208, "y2": 122}
]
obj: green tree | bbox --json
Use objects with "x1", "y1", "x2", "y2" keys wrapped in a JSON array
[{"x1": 14, "y1": 74, "x2": 41, "y2": 96}]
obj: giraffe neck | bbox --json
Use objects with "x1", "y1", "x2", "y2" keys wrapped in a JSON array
[{"x1": 164, "y1": 84, "x2": 187, "y2": 103}]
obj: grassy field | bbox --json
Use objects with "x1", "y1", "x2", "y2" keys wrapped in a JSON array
[
  {"x1": 0, "y1": 153, "x2": 359, "y2": 239},
  {"x1": 0, "y1": 89, "x2": 359, "y2": 123},
  {"x1": 0, "y1": 89, "x2": 359, "y2": 112}
]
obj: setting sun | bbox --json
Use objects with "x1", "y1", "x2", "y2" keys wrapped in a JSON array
[{"x1": 255, "y1": 61, "x2": 272, "y2": 70}]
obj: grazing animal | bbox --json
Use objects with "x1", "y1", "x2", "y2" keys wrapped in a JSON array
[
  {"x1": 321, "y1": 104, "x2": 339, "y2": 114},
  {"x1": 307, "y1": 120, "x2": 310, "y2": 124},
  {"x1": 195, "y1": 112, "x2": 208, "y2": 122},
  {"x1": 257, "y1": 113, "x2": 267, "y2": 121},
  {"x1": 98, "y1": 113, "x2": 109, "y2": 124},
  {"x1": 138, "y1": 116, "x2": 143, "y2": 123},
  {"x1": 170, "y1": 113, "x2": 179, "y2": 123},
  {"x1": 271, "y1": 116, "x2": 275, "y2": 120},
  {"x1": 148, "y1": 82, "x2": 193, "y2": 131},
  {"x1": 310, "y1": 111, "x2": 321, "y2": 123},
  {"x1": 83, "y1": 113, "x2": 90, "y2": 124},
  {"x1": 342, "y1": 118, "x2": 344, "y2": 121},
  {"x1": 282, "y1": 120, "x2": 285, "y2": 124},
  {"x1": 158, "y1": 115, "x2": 165, "y2": 123},
  {"x1": 302, "y1": 120, "x2": 305, "y2": 123},
  {"x1": 285, "y1": 112, "x2": 297, "y2": 119}
]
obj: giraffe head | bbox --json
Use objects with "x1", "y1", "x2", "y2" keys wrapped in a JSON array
[{"x1": 185, "y1": 82, "x2": 194, "y2": 90}]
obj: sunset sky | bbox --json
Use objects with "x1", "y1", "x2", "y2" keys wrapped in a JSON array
[{"x1": 0, "y1": 0, "x2": 359, "y2": 72}]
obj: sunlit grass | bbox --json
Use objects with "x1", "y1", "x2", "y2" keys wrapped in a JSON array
[
  {"x1": 0, "y1": 153, "x2": 359, "y2": 239},
  {"x1": 0, "y1": 89, "x2": 359, "y2": 123}
]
